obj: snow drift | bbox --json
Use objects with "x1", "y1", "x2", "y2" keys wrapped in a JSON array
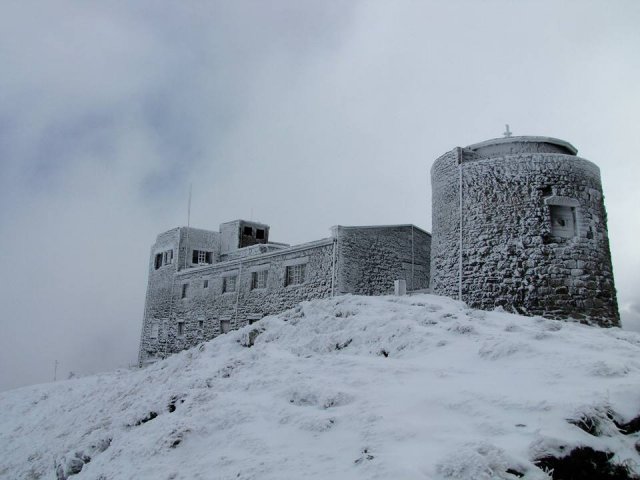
[{"x1": 1, "y1": 294, "x2": 640, "y2": 479}]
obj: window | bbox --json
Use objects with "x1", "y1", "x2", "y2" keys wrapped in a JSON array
[
  {"x1": 550, "y1": 205, "x2": 576, "y2": 238},
  {"x1": 150, "y1": 324, "x2": 159, "y2": 339},
  {"x1": 203, "y1": 279, "x2": 209, "y2": 289},
  {"x1": 251, "y1": 270, "x2": 268, "y2": 290},
  {"x1": 177, "y1": 322, "x2": 184, "y2": 336},
  {"x1": 163, "y1": 250, "x2": 173, "y2": 265},
  {"x1": 192, "y1": 250, "x2": 213, "y2": 265},
  {"x1": 198, "y1": 320, "x2": 204, "y2": 329},
  {"x1": 181, "y1": 283, "x2": 189, "y2": 298},
  {"x1": 256, "y1": 229, "x2": 265, "y2": 240},
  {"x1": 223, "y1": 276, "x2": 236, "y2": 293},
  {"x1": 220, "y1": 319, "x2": 231, "y2": 334},
  {"x1": 243, "y1": 226, "x2": 253, "y2": 236},
  {"x1": 154, "y1": 254, "x2": 162, "y2": 270},
  {"x1": 285, "y1": 263, "x2": 306, "y2": 286}
]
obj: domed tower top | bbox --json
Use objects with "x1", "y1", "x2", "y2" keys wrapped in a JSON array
[{"x1": 466, "y1": 136, "x2": 578, "y2": 158}]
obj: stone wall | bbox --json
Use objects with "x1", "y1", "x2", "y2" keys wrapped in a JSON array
[
  {"x1": 139, "y1": 224, "x2": 432, "y2": 364},
  {"x1": 137, "y1": 229, "x2": 181, "y2": 365},
  {"x1": 335, "y1": 225, "x2": 431, "y2": 295},
  {"x1": 431, "y1": 143, "x2": 619, "y2": 326},
  {"x1": 139, "y1": 239, "x2": 335, "y2": 362}
]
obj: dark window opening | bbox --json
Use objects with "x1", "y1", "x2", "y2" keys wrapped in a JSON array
[
  {"x1": 243, "y1": 226, "x2": 253, "y2": 236},
  {"x1": 181, "y1": 283, "x2": 189, "y2": 298},
  {"x1": 251, "y1": 270, "x2": 268, "y2": 290},
  {"x1": 223, "y1": 276, "x2": 237, "y2": 293},
  {"x1": 285, "y1": 263, "x2": 306, "y2": 286},
  {"x1": 177, "y1": 322, "x2": 184, "y2": 336},
  {"x1": 192, "y1": 250, "x2": 213, "y2": 265},
  {"x1": 154, "y1": 254, "x2": 162, "y2": 270},
  {"x1": 203, "y1": 279, "x2": 209, "y2": 288},
  {"x1": 198, "y1": 320, "x2": 204, "y2": 328},
  {"x1": 256, "y1": 229, "x2": 265, "y2": 239}
]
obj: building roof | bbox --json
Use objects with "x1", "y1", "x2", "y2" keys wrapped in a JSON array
[{"x1": 466, "y1": 136, "x2": 578, "y2": 156}]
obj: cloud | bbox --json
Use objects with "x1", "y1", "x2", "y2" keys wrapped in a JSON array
[{"x1": 1, "y1": 1, "x2": 639, "y2": 391}]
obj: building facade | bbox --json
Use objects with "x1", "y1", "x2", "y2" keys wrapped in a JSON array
[
  {"x1": 430, "y1": 136, "x2": 619, "y2": 326},
  {"x1": 138, "y1": 134, "x2": 621, "y2": 366},
  {"x1": 138, "y1": 221, "x2": 431, "y2": 365}
]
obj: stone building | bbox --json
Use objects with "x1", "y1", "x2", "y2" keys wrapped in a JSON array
[
  {"x1": 138, "y1": 134, "x2": 621, "y2": 365},
  {"x1": 138, "y1": 220, "x2": 431, "y2": 365},
  {"x1": 430, "y1": 136, "x2": 619, "y2": 326}
]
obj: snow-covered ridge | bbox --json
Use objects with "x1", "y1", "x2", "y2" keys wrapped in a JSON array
[{"x1": 2, "y1": 294, "x2": 640, "y2": 479}]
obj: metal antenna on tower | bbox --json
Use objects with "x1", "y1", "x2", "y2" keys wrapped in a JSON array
[
  {"x1": 503, "y1": 124, "x2": 513, "y2": 138},
  {"x1": 53, "y1": 359, "x2": 58, "y2": 382}
]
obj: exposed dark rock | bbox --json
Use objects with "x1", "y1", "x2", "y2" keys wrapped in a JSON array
[
  {"x1": 535, "y1": 446, "x2": 638, "y2": 479},
  {"x1": 335, "y1": 339, "x2": 352, "y2": 350},
  {"x1": 133, "y1": 411, "x2": 158, "y2": 426}
]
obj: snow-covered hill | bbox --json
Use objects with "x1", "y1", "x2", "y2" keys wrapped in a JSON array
[{"x1": 2, "y1": 294, "x2": 640, "y2": 480}]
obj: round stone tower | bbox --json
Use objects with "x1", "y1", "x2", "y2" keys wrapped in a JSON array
[{"x1": 430, "y1": 136, "x2": 619, "y2": 326}]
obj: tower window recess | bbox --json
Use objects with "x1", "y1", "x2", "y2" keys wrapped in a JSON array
[
  {"x1": 192, "y1": 250, "x2": 213, "y2": 265},
  {"x1": 181, "y1": 283, "x2": 189, "y2": 298},
  {"x1": 285, "y1": 263, "x2": 306, "y2": 286},
  {"x1": 177, "y1": 322, "x2": 184, "y2": 336},
  {"x1": 549, "y1": 206, "x2": 577, "y2": 238},
  {"x1": 251, "y1": 270, "x2": 268, "y2": 290},
  {"x1": 203, "y1": 279, "x2": 209, "y2": 289},
  {"x1": 243, "y1": 226, "x2": 253, "y2": 236},
  {"x1": 150, "y1": 324, "x2": 159, "y2": 339},
  {"x1": 154, "y1": 254, "x2": 162, "y2": 270},
  {"x1": 256, "y1": 229, "x2": 265, "y2": 240},
  {"x1": 198, "y1": 320, "x2": 204, "y2": 329},
  {"x1": 223, "y1": 276, "x2": 237, "y2": 293}
]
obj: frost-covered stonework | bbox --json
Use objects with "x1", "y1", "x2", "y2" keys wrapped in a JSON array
[
  {"x1": 140, "y1": 136, "x2": 620, "y2": 366},
  {"x1": 139, "y1": 222, "x2": 430, "y2": 365},
  {"x1": 431, "y1": 137, "x2": 619, "y2": 326}
]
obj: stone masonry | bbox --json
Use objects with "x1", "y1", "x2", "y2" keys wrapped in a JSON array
[
  {"x1": 139, "y1": 221, "x2": 431, "y2": 365},
  {"x1": 139, "y1": 134, "x2": 621, "y2": 366},
  {"x1": 430, "y1": 136, "x2": 619, "y2": 326}
]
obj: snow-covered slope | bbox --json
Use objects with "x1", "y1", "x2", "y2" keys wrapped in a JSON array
[{"x1": 2, "y1": 294, "x2": 640, "y2": 479}]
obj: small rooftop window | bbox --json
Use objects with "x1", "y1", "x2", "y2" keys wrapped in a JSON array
[
  {"x1": 256, "y1": 229, "x2": 265, "y2": 240},
  {"x1": 243, "y1": 226, "x2": 253, "y2": 236},
  {"x1": 192, "y1": 250, "x2": 213, "y2": 265}
]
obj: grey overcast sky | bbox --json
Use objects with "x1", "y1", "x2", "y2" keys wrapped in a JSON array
[{"x1": 1, "y1": 0, "x2": 639, "y2": 391}]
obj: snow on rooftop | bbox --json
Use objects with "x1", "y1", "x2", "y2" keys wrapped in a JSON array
[{"x1": 1, "y1": 294, "x2": 640, "y2": 479}]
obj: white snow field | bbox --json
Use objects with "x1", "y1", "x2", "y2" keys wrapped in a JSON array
[{"x1": 2, "y1": 294, "x2": 640, "y2": 480}]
